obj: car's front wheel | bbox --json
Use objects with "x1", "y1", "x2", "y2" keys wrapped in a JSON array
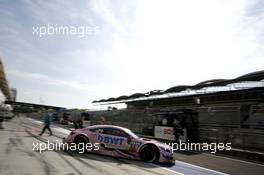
[
  {"x1": 139, "y1": 144, "x2": 159, "y2": 163},
  {"x1": 74, "y1": 135, "x2": 89, "y2": 153}
]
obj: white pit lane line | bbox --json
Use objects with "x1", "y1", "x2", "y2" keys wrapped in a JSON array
[
  {"x1": 170, "y1": 161, "x2": 228, "y2": 175},
  {"x1": 26, "y1": 117, "x2": 226, "y2": 175}
]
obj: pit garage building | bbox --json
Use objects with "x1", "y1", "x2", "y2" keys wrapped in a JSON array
[{"x1": 92, "y1": 71, "x2": 264, "y2": 152}]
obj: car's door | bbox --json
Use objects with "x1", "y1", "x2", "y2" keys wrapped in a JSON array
[
  {"x1": 98, "y1": 128, "x2": 131, "y2": 150},
  {"x1": 89, "y1": 127, "x2": 104, "y2": 144}
]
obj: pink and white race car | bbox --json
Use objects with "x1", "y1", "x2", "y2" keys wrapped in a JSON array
[{"x1": 63, "y1": 125, "x2": 174, "y2": 164}]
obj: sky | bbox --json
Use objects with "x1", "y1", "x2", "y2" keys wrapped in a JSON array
[{"x1": 0, "y1": 0, "x2": 263, "y2": 109}]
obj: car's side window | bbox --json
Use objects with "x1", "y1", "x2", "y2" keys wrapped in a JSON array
[
  {"x1": 90, "y1": 128, "x2": 104, "y2": 134},
  {"x1": 103, "y1": 128, "x2": 129, "y2": 138},
  {"x1": 102, "y1": 128, "x2": 114, "y2": 135},
  {"x1": 114, "y1": 129, "x2": 128, "y2": 137}
]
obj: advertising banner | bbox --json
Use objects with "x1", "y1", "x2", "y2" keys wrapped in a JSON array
[{"x1": 154, "y1": 126, "x2": 175, "y2": 141}]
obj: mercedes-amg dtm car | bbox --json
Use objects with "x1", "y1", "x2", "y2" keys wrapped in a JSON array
[{"x1": 63, "y1": 125, "x2": 174, "y2": 164}]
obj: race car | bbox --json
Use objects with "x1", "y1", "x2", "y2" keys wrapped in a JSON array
[{"x1": 63, "y1": 125, "x2": 174, "y2": 164}]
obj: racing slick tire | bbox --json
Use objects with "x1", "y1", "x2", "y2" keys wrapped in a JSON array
[
  {"x1": 139, "y1": 144, "x2": 160, "y2": 163},
  {"x1": 74, "y1": 135, "x2": 89, "y2": 154}
]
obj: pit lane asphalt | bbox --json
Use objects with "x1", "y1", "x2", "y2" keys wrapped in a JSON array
[
  {"x1": 0, "y1": 117, "x2": 183, "y2": 175},
  {"x1": 1, "y1": 116, "x2": 263, "y2": 175}
]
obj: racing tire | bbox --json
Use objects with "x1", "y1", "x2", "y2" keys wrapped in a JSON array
[
  {"x1": 139, "y1": 144, "x2": 160, "y2": 163},
  {"x1": 74, "y1": 135, "x2": 89, "y2": 154}
]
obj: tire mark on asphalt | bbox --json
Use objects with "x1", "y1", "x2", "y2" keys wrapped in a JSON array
[
  {"x1": 7, "y1": 119, "x2": 53, "y2": 175},
  {"x1": 24, "y1": 125, "x2": 116, "y2": 175},
  {"x1": 22, "y1": 123, "x2": 55, "y2": 175},
  {"x1": 23, "y1": 124, "x2": 139, "y2": 175},
  {"x1": 22, "y1": 122, "x2": 115, "y2": 175},
  {"x1": 24, "y1": 129, "x2": 84, "y2": 175}
]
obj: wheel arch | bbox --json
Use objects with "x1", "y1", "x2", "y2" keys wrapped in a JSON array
[
  {"x1": 73, "y1": 133, "x2": 90, "y2": 143},
  {"x1": 139, "y1": 143, "x2": 161, "y2": 162}
]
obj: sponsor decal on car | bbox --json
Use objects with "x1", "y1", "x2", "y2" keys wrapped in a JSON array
[
  {"x1": 128, "y1": 141, "x2": 142, "y2": 152},
  {"x1": 97, "y1": 135, "x2": 124, "y2": 145}
]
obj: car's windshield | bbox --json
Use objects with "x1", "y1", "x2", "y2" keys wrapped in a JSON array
[{"x1": 125, "y1": 128, "x2": 139, "y2": 139}]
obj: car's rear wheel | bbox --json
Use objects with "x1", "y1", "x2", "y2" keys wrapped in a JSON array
[
  {"x1": 74, "y1": 135, "x2": 89, "y2": 153},
  {"x1": 139, "y1": 144, "x2": 159, "y2": 163}
]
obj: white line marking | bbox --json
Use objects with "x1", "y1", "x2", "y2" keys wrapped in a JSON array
[
  {"x1": 204, "y1": 152, "x2": 264, "y2": 167},
  {"x1": 176, "y1": 160, "x2": 228, "y2": 175},
  {"x1": 119, "y1": 159, "x2": 184, "y2": 175},
  {"x1": 151, "y1": 163, "x2": 185, "y2": 175},
  {"x1": 52, "y1": 127, "x2": 71, "y2": 134}
]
